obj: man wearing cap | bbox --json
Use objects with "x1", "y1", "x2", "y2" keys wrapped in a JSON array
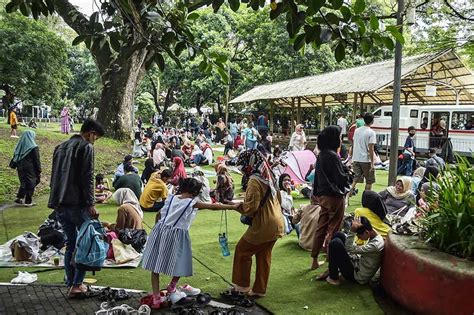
[{"x1": 114, "y1": 155, "x2": 139, "y2": 182}]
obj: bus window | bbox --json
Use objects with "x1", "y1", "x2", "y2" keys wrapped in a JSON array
[
  {"x1": 410, "y1": 110, "x2": 418, "y2": 118},
  {"x1": 452, "y1": 112, "x2": 474, "y2": 130},
  {"x1": 421, "y1": 111, "x2": 428, "y2": 129},
  {"x1": 384, "y1": 111, "x2": 392, "y2": 116},
  {"x1": 373, "y1": 109, "x2": 382, "y2": 117}
]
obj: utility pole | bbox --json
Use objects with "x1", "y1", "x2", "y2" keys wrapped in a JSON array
[{"x1": 388, "y1": 0, "x2": 404, "y2": 185}]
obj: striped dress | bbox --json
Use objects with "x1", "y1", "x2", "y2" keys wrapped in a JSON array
[{"x1": 142, "y1": 195, "x2": 198, "y2": 277}]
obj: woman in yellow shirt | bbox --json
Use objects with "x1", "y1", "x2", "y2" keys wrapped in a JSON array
[
  {"x1": 354, "y1": 191, "x2": 391, "y2": 239},
  {"x1": 139, "y1": 169, "x2": 172, "y2": 222}
]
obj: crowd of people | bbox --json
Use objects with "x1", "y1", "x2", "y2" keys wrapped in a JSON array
[{"x1": 7, "y1": 111, "x2": 447, "y2": 309}]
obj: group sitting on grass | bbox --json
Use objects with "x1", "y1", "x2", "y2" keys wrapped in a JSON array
[{"x1": 8, "y1": 115, "x2": 445, "y2": 309}]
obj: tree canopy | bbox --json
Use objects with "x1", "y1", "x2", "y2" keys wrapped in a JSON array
[{"x1": 0, "y1": 12, "x2": 70, "y2": 108}]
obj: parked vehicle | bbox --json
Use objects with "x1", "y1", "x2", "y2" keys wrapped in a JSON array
[{"x1": 372, "y1": 105, "x2": 474, "y2": 155}]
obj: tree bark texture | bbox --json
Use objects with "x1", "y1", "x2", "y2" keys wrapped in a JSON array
[{"x1": 96, "y1": 50, "x2": 147, "y2": 140}]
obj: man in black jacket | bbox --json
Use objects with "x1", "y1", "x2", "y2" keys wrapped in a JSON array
[{"x1": 48, "y1": 119, "x2": 104, "y2": 298}]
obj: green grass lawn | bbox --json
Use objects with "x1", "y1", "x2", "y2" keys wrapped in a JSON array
[{"x1": 0, "y1": 123, "x2": 391, "y2": 314}]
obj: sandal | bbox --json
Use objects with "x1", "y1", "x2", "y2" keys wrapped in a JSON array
[
  {"x1": 220, "y1": 290, "x2": 245, "y2": 302},
  {"x1": 194, "y1": 293, "x2": 212, "y2": 307},
  {"x1": 236, "y1": 298, "x2": 254, "y2": 308}
]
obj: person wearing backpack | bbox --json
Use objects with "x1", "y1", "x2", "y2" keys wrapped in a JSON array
[{"x1": 48, "y1": 119, "x2": 105, "y2": 298}]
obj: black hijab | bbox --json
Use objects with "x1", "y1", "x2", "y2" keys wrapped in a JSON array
[
  {"x1": 362, "y1": 190, "x2": 387, "y2": 220},
  {"x1": 317, "y1": 125, "x2": 341, "y2": 151},
  {"x1": 141, "y1": 158, "x2": 157, "y2": 183}
]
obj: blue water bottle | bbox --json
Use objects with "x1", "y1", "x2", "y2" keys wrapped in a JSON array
[{"x1": 219, "y1": 233, "x2": 230, "y2": 257}]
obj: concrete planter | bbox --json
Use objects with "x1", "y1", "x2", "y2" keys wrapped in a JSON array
[{"x1": 381, "y1": 233, "x2": 474, "y2": 315}]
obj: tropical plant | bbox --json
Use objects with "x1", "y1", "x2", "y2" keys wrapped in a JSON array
[{"x1": 420, "y1": 156, "x2": 474, "y2": 260}]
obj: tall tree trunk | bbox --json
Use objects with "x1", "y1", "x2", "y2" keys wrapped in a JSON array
[
  {"x1": 149, "y1": 76, "x2": 161, "y2": 114},
  {"x1": 195, "y1": 92, "x2": 202, "y2": 115},
  {"x1": 162, "y1": 87, "x2": 174, "y2": 123},
  {"x1": 96, "y1": 50, "x2": 147, "y2": 140}
]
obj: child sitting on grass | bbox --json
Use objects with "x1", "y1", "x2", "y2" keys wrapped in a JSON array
[
  {"x1": 141, "y1": 178, "x2": 241, "y2": 308},
  {"x1": 95, "y1": 174, "x2": 112, "y2": 203}
]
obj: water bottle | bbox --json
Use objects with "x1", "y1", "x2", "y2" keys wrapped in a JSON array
[{"x1": 219, "y1": 233, "x2": 230, "y2": 257}]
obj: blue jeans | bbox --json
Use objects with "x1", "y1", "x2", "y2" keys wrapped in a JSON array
[
  {"x1": 193, "y1": 153, "x2": 208, "y2": 165},
  {"x1": 397, "y1": 155, "x2": 413, "y2": 176},
  {"x1": 56, "y1": 207, "x2": 90, "y2": 286},
  {"x1": 245, "y1": 139, "x2": 257, "y2": 150}
]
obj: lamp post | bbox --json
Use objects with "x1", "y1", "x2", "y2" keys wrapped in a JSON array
[{"x1": 388, "y1": 0, "x2": 405, "y2": 185}]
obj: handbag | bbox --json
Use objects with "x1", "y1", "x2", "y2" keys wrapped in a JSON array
[{"x1": 240, "y1": 186, "x2": 271, "y2": 226}]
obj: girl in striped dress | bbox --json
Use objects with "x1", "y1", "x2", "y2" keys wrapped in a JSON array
[{"x1": 142, "y1": 178, "x2": 241, "y2": 308}]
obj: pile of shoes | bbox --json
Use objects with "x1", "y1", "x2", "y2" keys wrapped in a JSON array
[
  {"x1": 140, "y1": 284, "x2": 211, "y2": 312},
  {"x1": 95, "y1": 301, "x2": 151, "y2": 315}
]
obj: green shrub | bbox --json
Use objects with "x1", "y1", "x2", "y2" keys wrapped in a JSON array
[{"x1": 420, "y1": 156, "x2": 474, "y2": 260}]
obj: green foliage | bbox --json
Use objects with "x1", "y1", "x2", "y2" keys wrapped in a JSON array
[
  {"x1": 420, "y1": 156, "x2": 474, "y2": 259},
  {"x1": 65, "y1": 47, "x2": 101, "y2": 115},
  {"x1": 0, "y1": 12, "x2": 71, "y2": 106}
]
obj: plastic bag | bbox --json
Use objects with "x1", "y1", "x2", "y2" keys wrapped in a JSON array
[{"x1": 111, "y1": 239, "x2": 140, "y2": 264}]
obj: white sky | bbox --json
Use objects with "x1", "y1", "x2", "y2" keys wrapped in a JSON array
[{"x1": 69, "y1": 0, "x2": 95, "y2": 16}]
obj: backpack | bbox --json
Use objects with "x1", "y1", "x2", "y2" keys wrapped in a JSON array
[{"x1": 75, "y1": 220, "x2": 109, "y2": 271}]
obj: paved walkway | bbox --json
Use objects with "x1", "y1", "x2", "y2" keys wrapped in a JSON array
[{"x1": 0, "y1": 284, "x2": 271, "y2": 314}]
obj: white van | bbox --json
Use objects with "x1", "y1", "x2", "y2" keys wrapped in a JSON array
[{"x1": 372, "y1": 105, "x2": 474, "y2": 155}]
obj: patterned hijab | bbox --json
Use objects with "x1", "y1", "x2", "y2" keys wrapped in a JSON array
[{"x1": 237, "y1": 149, "x2": 277, "y2": 196}]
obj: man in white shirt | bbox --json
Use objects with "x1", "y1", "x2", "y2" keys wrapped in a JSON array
[
  {"x1": 337, "y1": 114, "x2": 349, "y2": 140},
  {"x1": 350, "y1": 113, "x2": 376, "y2": 193}
]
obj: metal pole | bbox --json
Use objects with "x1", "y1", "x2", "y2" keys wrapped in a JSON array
[
  {"x1": 388, "y1": 0, "x2": 404, "y2": 185},
  {"x1": 320, "y1": 95, "x2": 326, "y2": 130},
  {"x1": 269, "y1": 101, "x2": 274, "y2": 133}
]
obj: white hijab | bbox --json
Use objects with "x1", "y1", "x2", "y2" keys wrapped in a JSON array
[{"x1": 113, "y1": 188, "x2": 143, "y2": 218}]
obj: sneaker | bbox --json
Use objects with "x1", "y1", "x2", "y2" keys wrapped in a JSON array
[
  {"x1": 150, "y1": 294, "x2": 163, "y2": 309},
  {"x1": 23, "y1": 203, "x2": 37, "y2": 207},
  {"x1": 14, "y1": 199, "x2": 24, "y2": 205},
  {"x1": 326, "y1": 276, "x2": 340, "y2": 286},
  {"x1": 179, "y1": 284, "x2": 201, "y2": 296},
  {"x1": 169, "y1": 290, "x2": 187, "y2": 304}
]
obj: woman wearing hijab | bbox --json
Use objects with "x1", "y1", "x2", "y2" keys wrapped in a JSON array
[
  {"x1": 355, "y1": 191, "x2": 390, "y2": 238},
  {"x1": 152, "y1": 143, "x2": 166, "y2": 167},
  {"x1": 111, "y1": 188, "x2": 143, "y2": 230},
  {"x1": 12, "y1": 130, "x2": 42, "y2": 206},
  {"x1": 60, "y1": 107, "x2": 70, "y2": 134},
  {"x1": 289, "y1": 124, "x2": 307, "y2": 151},
  {"x1": 141, "y1": 158, "x2": 159, "y2": 184},
  {"x1": 415, "y1": 166, "x2": 439, "y2": 202},
  {"x1": 169, "y1": 157, "x2": 187, "y2": 186},
  {"x1": 379, "y1": 176, "x2": 415, "y2": 216},
  {"x1": 311, "y1": 125, "x2": 351, "y2": 270},
  {"x1": 227, "y1": 149, "x2": 284, "y2": 297}
]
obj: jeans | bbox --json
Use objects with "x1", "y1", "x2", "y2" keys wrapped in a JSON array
[
  {"x1": 397, "y1": 156, "x2": 413, "y2": 176},
  {"x1": 142, "y1": 201, "x2": 165, "y2": 212},
  {"x1": 56, "y1": 207, "x2": 90, "y2": 286},
  {"x1": 245, "y1": 139, "x2": 257, "y2": 150},
  {"x1": 328, "y1": 232, "x2": 356, "y2": 281},
  {"x1": 193, "y1": 153, "x2": 208, "y2": 165}
]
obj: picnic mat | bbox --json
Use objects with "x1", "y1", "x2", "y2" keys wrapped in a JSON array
[{"x1": 0, "y1": 238, "x2": 142, "y2": 268}]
